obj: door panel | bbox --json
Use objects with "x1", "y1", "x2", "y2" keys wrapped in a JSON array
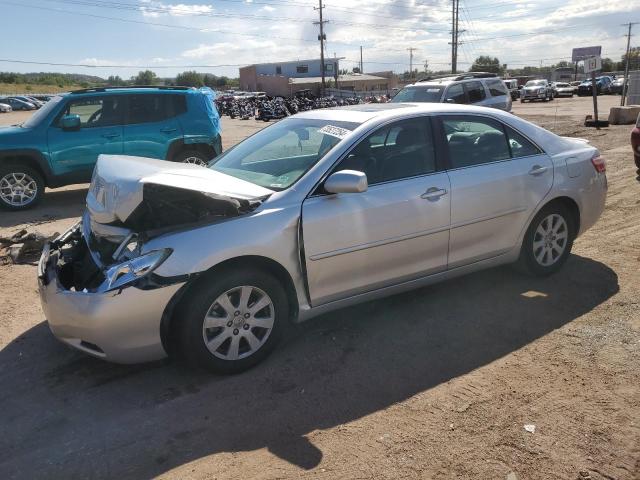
[
  {"x1": 47, "y1": 95, "x2": 124, "y2": 178},
  {"x1": 302, "y1": 173, "x2": 451, "y2": 305},
  {"x1": 122, "y1": 94, "x2": 183, "y2": 160},
  {"x1": 442, "y1": 115, "x2": 553, "y2": 267}
]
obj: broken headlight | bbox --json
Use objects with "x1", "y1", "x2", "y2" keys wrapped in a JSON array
[{"x1": 104, "y1": 249, "x2": 172, "y2": 291}]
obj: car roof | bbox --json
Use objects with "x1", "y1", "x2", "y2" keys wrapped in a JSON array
[
  {"x1": 293, "y1": 102, "x2": 514, "y2": 124},
  {"x1": 68, "y1": 86, "x2": 197, "y2": 96}
]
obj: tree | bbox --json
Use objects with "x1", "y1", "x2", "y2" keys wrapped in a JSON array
[
  {"x1": 601, "y1": 58, "x2": 616, "y2": 73},
  {"x1": 470, "y1": 56, "x2": 503, "y2": 74},
  {"x1": 107, "y1": 75, "x2": 125, "y2": 86},
  {"x1": 621, "y1": 47, "x2": 640, "y2": 71},
  {"x1": 175, "y1": 70, "x2": 204, "y2": 87},
  {"x1": 132, "y1": 70, "x2": 157, "y2": 85}
]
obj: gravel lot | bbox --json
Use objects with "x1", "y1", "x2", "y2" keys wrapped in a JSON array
[{"x1": 0, "y1": 95, "x2": 638, "y2": 480}]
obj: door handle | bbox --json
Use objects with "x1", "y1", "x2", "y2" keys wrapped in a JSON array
[
  {"x1": 101, "y1": 133, "x2": 120, "y2": 139},
  {"x1": 421, "y1": 187, "x2": 448, "y2": 200},
  {"x1": 528, "y1": 165, "x2": 548, "y2": 176},
  {"x1": 160, "y1": 127, "x2": 177, "y2": 133}
]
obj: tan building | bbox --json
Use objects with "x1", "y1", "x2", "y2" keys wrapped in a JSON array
[{"x1": 240, "y1": 61, "x2": 391, "y2": 97}]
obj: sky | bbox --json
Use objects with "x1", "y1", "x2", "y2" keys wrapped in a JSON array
[{"x1": 0, "y1": 0, "x2": 638, "y2": 79}]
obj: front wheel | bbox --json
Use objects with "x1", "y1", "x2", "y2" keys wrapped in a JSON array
[
  {"x1": 178, "y1": 269, "x2": 289, "y2": 374},
  {"x1": 517, "y1": 203, "x2": 575, "y2": 276},
  {"x1": 0, "y1": 165, "x2": 45, "y2": 211}
]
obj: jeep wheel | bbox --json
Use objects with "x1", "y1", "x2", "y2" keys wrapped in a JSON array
[
  {"x1": 174, "y1": 149, "x2": 209, "y2": 167},
  {"x1": 178, "y1": 268, "x2": 288, "y2": 374},
  {"x1": 0, "y1": 165, "x2": 44, "y2": 210}
]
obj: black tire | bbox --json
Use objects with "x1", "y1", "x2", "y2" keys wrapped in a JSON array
[
  {"x1": 516, "y1": 203, "x2": 575, "y2": 276},
  {"x1": 0, "y1": 164, "x2": 45, "y2": 211},
  {"x1": 173, "y1": 149, "x2": 209, "y2": 166},
  {"x1": 178, "y1": 268, "x2": 289, "y2": 374},
  {"x1": 520, "y1": 99, "x2": 525, "y2": 103}
]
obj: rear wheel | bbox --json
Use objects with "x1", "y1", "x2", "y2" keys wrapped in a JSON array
[
  {"x1": 178, "y1": 269, "x2": 288, "y2": 374},
  {"x1": 173, "y1": 149, "x2": 209, "y2": 166},
  {"x1": 0, "y1": 164, "x2": 44, "y2": 211},
  {"x1": 517, "y1": 203, "x2": 575, "y2": 276}
]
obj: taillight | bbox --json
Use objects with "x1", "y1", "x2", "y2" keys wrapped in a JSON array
[{"x1": 591, "y1": 154, "x2": 606, "y2": 173}]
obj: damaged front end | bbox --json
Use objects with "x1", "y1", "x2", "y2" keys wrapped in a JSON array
[
  {"x1": 37, "y1": 154, "x2": 274, "y2": 362},
  {"x1": 43, "y1": 154, "x2": 273, "y2": 293}
]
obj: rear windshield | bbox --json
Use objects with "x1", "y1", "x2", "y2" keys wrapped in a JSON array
[
  {"x1": 391, "y1": 86, "x2": 444, "y2": 103},
  {"x1": 525, "y1": 80, "x2": 546, "y2": 87}
]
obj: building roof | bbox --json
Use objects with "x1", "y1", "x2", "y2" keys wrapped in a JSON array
[
  {"x1": 242, "y1": 58, "x2": 335, "y2": 68},
  {"x1": 288, "y1": 74, "x2": 387, "y2": 84}
]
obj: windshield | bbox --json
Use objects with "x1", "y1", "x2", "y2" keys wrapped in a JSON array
[
  {"x1": 209, "y1": 118, "x2": 360, "y2": 190},
  {"x1": 391, "y1": 86, "x2": 444, "y2": 103},
  {"x1": 525, "y1": 80, "x2": 546, "y2": 87},
  {"x1": 556, "y1": 83, "x2": 570, "y2": 87},
  {"x1": 22, "y1": 95, "x2": 64, "y2": 128}
]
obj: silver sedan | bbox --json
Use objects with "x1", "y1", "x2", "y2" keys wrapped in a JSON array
[{"x1": 39, "y1": 103, "x2": 607, "y2": 373}]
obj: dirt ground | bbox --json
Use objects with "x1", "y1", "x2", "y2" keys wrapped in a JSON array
[{"x1": 0, "y1": 95, "x2": 638, "y2": 480}]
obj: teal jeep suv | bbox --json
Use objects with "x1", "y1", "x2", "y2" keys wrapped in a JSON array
[{"x1": 0, "y1": 86, "x2": 222, "y2": 210}]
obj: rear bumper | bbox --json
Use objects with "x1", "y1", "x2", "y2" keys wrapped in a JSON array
[{"x1": 38, "y1": 232, "x2": 185, "y2": 364}]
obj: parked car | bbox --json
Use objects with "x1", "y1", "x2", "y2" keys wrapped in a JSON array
[
  {"x1": 610, "y1": 77, "x2": 626, "y2": 95},
  {"x1": 502, "y1": 79, "x2": 520, "y2": 100},
  {"x1": 520, "y1": 79, "x2": 554, "y2": 102},
  {"x1": 577, "y1": 76, "x2": 613, "y2": 96},
  {"x1": 632, "y1": 112, "x2": 640, "y2": 169},
  {"x1": 11, "y1": 96, "x2": 43, "y2": 108},
  {"x1": 391, "y1": 72, "x2": 512, "y2": 112},
  {"x1": 38, "y1": 103, "x2": 607, "y2": 373},
  {"x1": 553, "y1": 82, "x2": 574, "y2": 98},
  {"x1": 0, "y1": 86, "x2": 222, "y2": 210},
  {"x1": 1, "y1": 97, "x2": 37, "y2": 111},
  {"x1": 570, "y1": 81, "x2": 582, "y2": 94},
  {"x1": 0, "y1": 103, "x2": 12, "y2": 113}
]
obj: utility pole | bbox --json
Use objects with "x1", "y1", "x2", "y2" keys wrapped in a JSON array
[
  {"x1": 407, "y1": 47, "x2": 417, "y2": 79},
  {"x1": 360, "y1": 45, "x2": 363, "y2": 74},
  {"x1": 449, "y1": 0, "x2": 463, "y2": 73},
  {"x1": 621, "y1": 22, "x2": 637, "y2": 106},
  {"x1": 314, "y1": 0, "x2": 328, "y2": 96}
]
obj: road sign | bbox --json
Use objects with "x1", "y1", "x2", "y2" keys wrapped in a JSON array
[
  {"x1": 584, "y1": 56, "x2": 602, "y2": 74},
  {"x1": 572, "y1": 46, "x2": 602, "y2": 62}
]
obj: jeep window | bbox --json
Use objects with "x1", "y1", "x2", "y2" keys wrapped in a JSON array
[
  {"x1": 390, "y1": 86, "x2": 444, "y2": 103},
  {"x1": 22, "y1": 95, "x2": 64, "y2": 128},
  {"x1": 127, "y1": 94, "x2": 177, "y2": 124},
  {"x1": 487, "y1": 79, "x2": 508, "y2": 97},
  {"x1": 209, "y1": 118, "x2": 359, "y2": 191},
  {"x1": 465, "y1": 81, "x2": 486, "y2": 103},
  {"x1": 444, "y1": 83, "x2": 466, "y2": 104},
  {"x1": 56, "y1": 96, "x2": 123, "y2": 128}
]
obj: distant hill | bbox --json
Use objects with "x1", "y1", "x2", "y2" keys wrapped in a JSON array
[{"x1": 0, "y1": 72, "x2": 106, "y2": 85}]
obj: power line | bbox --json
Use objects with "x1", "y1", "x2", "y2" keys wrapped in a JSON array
[{"x1": 1, "y1": 1, "x2": 319, "y2": 43}]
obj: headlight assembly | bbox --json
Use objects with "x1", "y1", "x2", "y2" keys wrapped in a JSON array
[{"x1": 104, "y1": 249, "x2": 172, "y2": 291}]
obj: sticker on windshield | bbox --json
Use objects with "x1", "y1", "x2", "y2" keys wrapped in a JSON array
[
  {"x1": 427, "y1": 88, "x2": 440, "y2": 92},
  {"x1": 318, "y1": 124, "x2": 351, "y2": 139}
]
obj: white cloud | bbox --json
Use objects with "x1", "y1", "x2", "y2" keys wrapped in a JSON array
[{"x1": 139, "y1": 1, "x2": 213, "y2": 18}]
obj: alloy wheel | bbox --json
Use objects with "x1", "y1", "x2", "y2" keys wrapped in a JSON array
[
  {"x1": 0, "y1": 172, "x2": 38, "y2": 207},
  {"x1": 202, "y1": 285, "x2": 275, "y2": 361},
  {"x1": 183, "y1": 156, "x2": 207, "y2": 166},
  {"x1": 532, "y1": 213, "x2": 568, "y2": 267}
]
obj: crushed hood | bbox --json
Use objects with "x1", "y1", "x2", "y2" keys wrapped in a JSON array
[{"x1": 87, "y1": 155, "x2": 273, "y2": 230}]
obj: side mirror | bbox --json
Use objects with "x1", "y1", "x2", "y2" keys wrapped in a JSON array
[
  {"x1": 61, "y1": 114, "x2": 81, "y2": 131},
  {"x1": 324, "y1": 170, "x2": 368, "y2": 194}
]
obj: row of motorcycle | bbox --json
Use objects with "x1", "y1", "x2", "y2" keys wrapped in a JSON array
[{"x1": 215, "y1": 95, "x2": 386, "y2": 122}]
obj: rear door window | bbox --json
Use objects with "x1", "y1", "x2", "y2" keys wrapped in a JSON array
[
  {"x1": 444, "y1": 83, "x2": 466, "y2": 104},
  {"x1": 442, "y1": 116, "x2": 511, "y2": 168},
  {"x1": 127, "y1": 94, "x2": 177, "y2": 124},
  {"x1": 465, "y1": 81, "x2": 486, "y2": 103},
  {"x1": 505, "y1": 126, "x2": 542, "y2": 158},
  {"x1": 486, "y1": 79, "x2": 508, "y2": 97}
]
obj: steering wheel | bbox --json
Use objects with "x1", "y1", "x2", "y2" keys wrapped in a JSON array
[{"x1": 87, "y1": 108, "x2": 103, "y2": 125}]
